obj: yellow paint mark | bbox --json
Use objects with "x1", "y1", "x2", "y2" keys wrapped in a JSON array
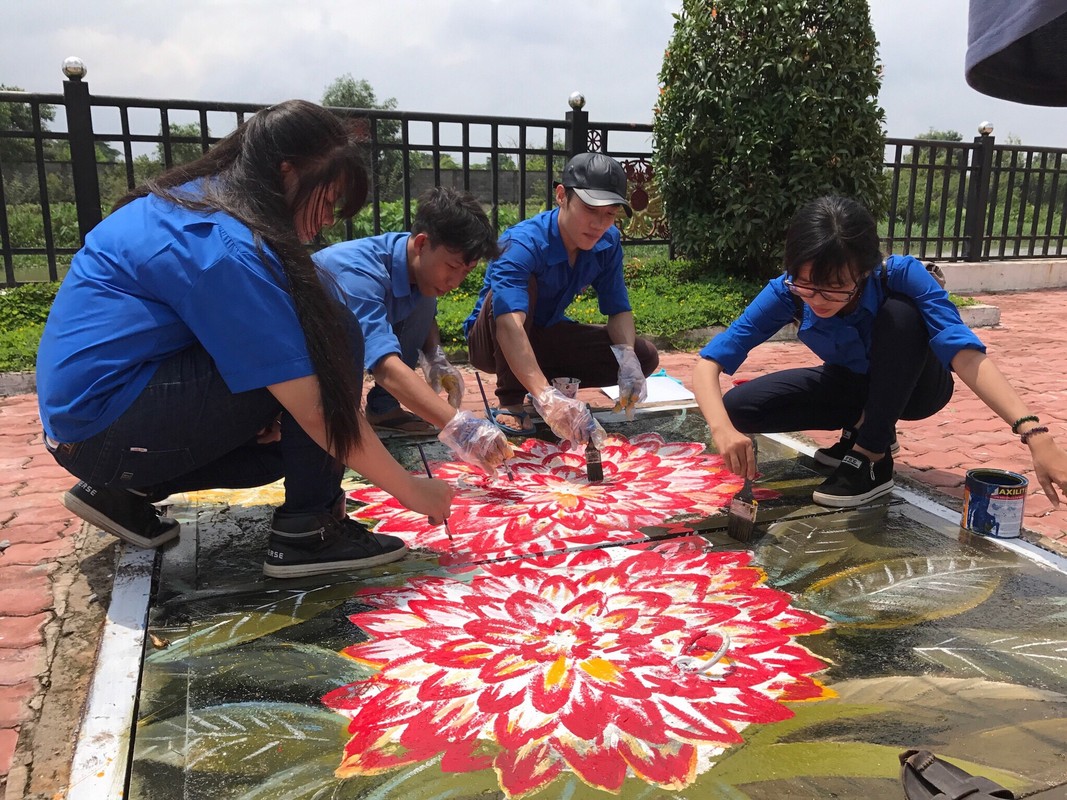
[
  {"x1": 556, "y1": 494, "x2": 579, "y2": 510},
  {"x1": 580, "y1": 657, "x2": 621, "y2": 683},
  {"x1": 545, "y1": 655, "x2": 568, "y2": 685}
]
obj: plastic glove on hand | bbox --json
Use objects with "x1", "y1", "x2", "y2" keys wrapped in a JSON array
[
  {"x1": 420, "y1": 345, "x2": 465, "y2": 408},
  {"x1": 531, "y1": 386, "x2": 607, "y2": 450},
  {"x1": 611, "y1": 344, "x2": 647, "y2": 421},
  {"x1": 438, "y1": 410, "x2": 514, "y2": 479}
]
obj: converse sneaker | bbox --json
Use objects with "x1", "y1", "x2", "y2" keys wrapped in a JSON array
[
  {"x1": 812, "y1": 450, "x2": 894, "y2": 507},
  {"x1": 814, "y1": 428, "x2": 899, "y2": 468},
  {"x1": 263, "y1": 513, "x2": 408, "y2": 579},
  {"x1": 63, "y1": 480, "x2": 180, "y2": 548}
]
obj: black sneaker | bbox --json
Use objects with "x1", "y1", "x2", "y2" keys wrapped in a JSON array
[
  {"x1": 814, "y1": 428, "x2": 899, "y2": 467},
  {"x1": 263, "y1": 513, "x2": 408, "y2": 578},
  {"x1": 62, "y1": 480, "x2": 180, "y2": 548},
  {"x1": 812, "y1": 450, "x2": 894, "y2": 507}
]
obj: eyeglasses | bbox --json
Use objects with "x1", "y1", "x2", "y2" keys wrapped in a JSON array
[{"x1": 784, "y1": 277, "x2": 861, "y2": 302}]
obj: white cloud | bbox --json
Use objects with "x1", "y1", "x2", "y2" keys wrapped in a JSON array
[{"x1": 2, "y1": 0, "x2": 1065, "y2": 146}]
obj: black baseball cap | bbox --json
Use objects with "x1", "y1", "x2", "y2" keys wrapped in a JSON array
[{"x1": 560, "y1": 152, "x2": 632, "y2": 217}]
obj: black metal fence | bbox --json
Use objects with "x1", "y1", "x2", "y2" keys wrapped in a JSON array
[{"x1": 3, "y1": 70, "x2": 1066, "y2": 286}]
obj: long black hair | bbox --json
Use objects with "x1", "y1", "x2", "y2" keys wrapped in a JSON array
[
  {"x1": 119, "y1": 99, "x2": 369, "y2": 457},
  {"x1": 783, "y1": 196, "x2": 883, "y2": 285}
]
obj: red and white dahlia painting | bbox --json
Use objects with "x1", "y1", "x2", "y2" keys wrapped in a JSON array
[
  {"x1": 349, "y1": 433, "x2": 776, "y2": 560},
  {"x1": 322, "y1": 540, "x2": 830, "y2": 797}
]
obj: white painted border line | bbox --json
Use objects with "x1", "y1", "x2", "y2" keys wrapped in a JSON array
[
  {"x1": 67, "y1": 545, "x2": 155, "y2": 800},
  {"x1": 766, "y1": 432, "x2": 1067, "y2": 574}
]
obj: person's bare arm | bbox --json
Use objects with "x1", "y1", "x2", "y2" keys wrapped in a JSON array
[
  {"x1": 371, "y1": 354, "x2": 457, "y2": 428},
  {"x1": 605, "y1": 310, "x2": 637, "y2": 348},
  {"x1": 952, "y1": 347, "x2": 1067, "y2": 505},
  {"x1": 694, "y1": 357, "x2": 755, "y2": 478},
  {"x1": 495, "y1": 310, "x2": 550, "y2": 399},
  {"x1": 267, "y1": 375, "x2": 452, "y2": 521}
]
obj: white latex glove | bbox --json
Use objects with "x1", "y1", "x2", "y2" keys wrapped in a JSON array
[
  {"x1": 611, "y1": 344, "x2": 646, "y2": 421},
  {"x1": 438, "y1": 410, "x2": 514, "y2": 479},
  {"x1": 531, "y1": 386, "x2": 606, "y2": 450},
  {"x1": 419, "y1": 345, "x2": 464, "y2": 408}
]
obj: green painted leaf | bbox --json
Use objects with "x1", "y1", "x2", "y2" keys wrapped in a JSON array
[
  {"x1": 799, "y1": 555, "x2": 1005, "y2": 627},
  {"x1": 176, "y1": 641, "x2": 376, "y2": 696},
  {"x1": 134, "y1": 702, "x2": 348, "y2": 775},
  {"x1": 147, "y1": 584, "x2": 363, "y2": 663},
  {"x1": 914, "y1": 629, "x2": 1067, "y2": 685},
  {"x1": 755, "y1": 505, "x2": 896, "y2": 586}
]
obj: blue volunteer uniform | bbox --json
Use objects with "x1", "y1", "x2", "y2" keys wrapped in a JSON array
[
  {"x1": 37, "y1": 185, "x2": 312, "y2": 443},
  {"x1": 312, "y1": 233, "x2": 429, "y2": 372},
  {"x1": 462, "y1": 208, "x2": 631, "y2": 337},
  {"x1": 701, "y1": 254, "x2": 986, "y2": 374}
]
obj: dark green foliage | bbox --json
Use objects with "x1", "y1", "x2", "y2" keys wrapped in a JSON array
[
  {"x1": 0, "y1": 282, "x2": 59, "y2": 370},
  {"x1": 654, "y1": 0, "x2": 887, "y2": 280},
  {"x1": 0, "y1": 281, "x2": 59, "y2": 328}
]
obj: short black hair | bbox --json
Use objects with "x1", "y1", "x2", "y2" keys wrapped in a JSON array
[
  {"x1": 783, "y1": 196, "x2": 883, "y2": 284},
  {"x1": 411, "y1": 187, "x2": 501, "y2": 264}
]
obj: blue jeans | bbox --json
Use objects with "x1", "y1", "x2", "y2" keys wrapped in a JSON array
[
  {"x1": 364, "y1": 294, "x2": 436, "y2": 417},
  {"x1": 723, "y1": 295, "x2": 955, "y2": 453},
  {"x1": 49, "y1": 343, "x2": 353, "y2": 518}
]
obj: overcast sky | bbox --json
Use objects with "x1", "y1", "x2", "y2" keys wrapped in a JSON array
[{"x1": 3, "y1": 0, "x2": 1066, "y2": 148}]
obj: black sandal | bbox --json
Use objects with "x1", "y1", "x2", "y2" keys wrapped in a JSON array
[{"x1": 899, "y1": 749, "x2": 1014, "y2": 800}]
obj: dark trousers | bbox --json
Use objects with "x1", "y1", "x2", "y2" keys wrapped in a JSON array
[
  {"x1": 466, "y1": 282, "x2": 659, "y2": 406},
  {"x1": 49, "y1": 346, "x2": 354, "y2": 519},
  {"x1": 723, "y1": 295, "x2": 955, "y2": 453}
]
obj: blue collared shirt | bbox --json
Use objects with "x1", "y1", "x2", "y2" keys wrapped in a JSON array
[
  {"x1": 313, "y1": 233, "x2": 429, "y2": 371},
  {"x1": 37, "y1": 183, "x2": 314, "y2": 442},
  {"x1": 700, "y1": 254, "x2": 986, "y2": 374},
  {"x1": 462, "y1": 208, "x2": 632, "y2": 337}
]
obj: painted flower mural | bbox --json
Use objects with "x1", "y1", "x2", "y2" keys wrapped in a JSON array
[
  {"x1": 350, "y1": 433, "x2": 778, "y2": 560},
  {"x1": 322, "y1": 540, "x2": 830, "y2": 797}
]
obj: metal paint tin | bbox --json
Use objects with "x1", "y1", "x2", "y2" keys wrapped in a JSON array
[{"x1": 961, "y1": 468, "x2": 1028, "y2": 538}]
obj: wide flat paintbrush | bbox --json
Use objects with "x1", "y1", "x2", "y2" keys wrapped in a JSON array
[{"x1": 727, "y1": 437, "x2": 759, "y2": 542}]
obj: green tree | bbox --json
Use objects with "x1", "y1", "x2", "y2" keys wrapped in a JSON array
[
  {"x1": 654, "y1": 0, "x2": 886, "y2": 279},
  {"x1": 322, "y1": 74, "x2": 405, "y2": 198},
  {"x1": 0, "y1": 84, "x2": 57, "y2": 164},
  {"x1": 158, "y1": 121, "x2": 207, "y2": 167}
]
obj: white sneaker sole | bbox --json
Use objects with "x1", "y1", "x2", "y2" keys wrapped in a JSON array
[
  {"x1": 63, "y1": 491, "x2": 180, "y2": 548},
  {"x1": 812, "y1": 479, "x2": 894, "y2": 508},
  {"x1": 262, "y1": 543, "x2": 409, "y2": 579}
]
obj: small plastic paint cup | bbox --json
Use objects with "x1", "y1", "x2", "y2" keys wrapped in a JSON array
[{"x1": 552, "y1": 377, "x2": 580, "y2": 399}]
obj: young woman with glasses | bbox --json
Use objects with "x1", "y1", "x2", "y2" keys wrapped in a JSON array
[{"x1": 694, "y1": 195, "x2": 1067, "y2": 508}]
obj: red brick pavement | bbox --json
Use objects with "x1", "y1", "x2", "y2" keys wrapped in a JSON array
[{"x1": 1, "y1": 287, "x2": 1066, "y2": 791}]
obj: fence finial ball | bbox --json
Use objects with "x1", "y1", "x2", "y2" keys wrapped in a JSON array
[
  {"x1": 568, "y1": 92, "x2": 586, "y2": 110},
  {"x1": 62, "y1": 57, "x2": 87, "y2": 79},
  {"x1": 978, "y1": 121, "x2": 994, "y2": 136}
]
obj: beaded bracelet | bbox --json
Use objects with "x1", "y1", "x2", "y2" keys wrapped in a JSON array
[
  {"x1": 1011, "y1": 414, "x2": 1039, "y2": 434},
  {"x1": 1021, "y1": 426, "x2": 1050, "y2": 445}
]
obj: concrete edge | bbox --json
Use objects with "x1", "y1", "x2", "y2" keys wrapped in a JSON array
[{"x1": 67, "y1": 545, "x2": 156, "y2": 800}]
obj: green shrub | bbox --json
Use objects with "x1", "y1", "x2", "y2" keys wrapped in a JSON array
[
  {"x1": 654, "y1": 0, "x2": 886, "y2": 280},
  {"x1": 0, "y1": 282, "x2": 60, "y2": 330},
  {"x1": 0, "y1": 323, "x2": 44, "y2": 371}
]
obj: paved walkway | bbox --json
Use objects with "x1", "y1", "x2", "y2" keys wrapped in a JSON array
[{"x1": 1, "y1": 287, "x2": 1066, "y2": 796}]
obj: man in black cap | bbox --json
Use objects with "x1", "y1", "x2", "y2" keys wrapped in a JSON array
[{"x1": 462, "y1": 152, "x2": 659, "y2": 447}]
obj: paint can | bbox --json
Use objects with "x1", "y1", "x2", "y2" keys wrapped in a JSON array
[{"x1": 961, "y1": 468, "x2": 1028, "y2": 539}]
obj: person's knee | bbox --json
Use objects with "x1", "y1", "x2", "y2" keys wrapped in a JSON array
[
  {"x1": 721, "y1": 387, "x2": 761, "y2": 432},
  {"x1": 877, "y1": 295, "x2": 925, "y2": 337}
]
